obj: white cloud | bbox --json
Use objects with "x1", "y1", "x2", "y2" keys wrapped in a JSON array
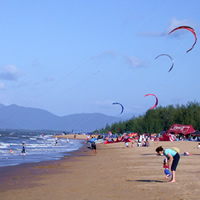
[
  {"x1": 92, "y1": 50, "x2": 147, "y2": 69},
  {"x1": 139, "y1": 31, "x2": 166, "y2": 37},
  {"x1": 167, "y1": 18, "x2": 195, "y2": 32},
  {"x1": 91, "y1": 50, "x2": 118, "y2": 60},
  {"x1": 0, "y1": 65, "x2": 23, "y2": 81},
  {"x1": 140, "y1": 18, "x2": 197, "y2": 37},
  {"x1": 93, "y1": 100, "x2": 114, "y2": 108},
  {"x1": 123, "y1": 55, "x2": 147, "y2": 69}
]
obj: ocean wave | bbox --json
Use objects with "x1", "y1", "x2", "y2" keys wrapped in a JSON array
[{"x1": 0, "y1": 132, "x2": 84, "y2": 168}]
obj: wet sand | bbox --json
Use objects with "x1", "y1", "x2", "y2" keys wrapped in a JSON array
[{"x1": 1, "y1": 139, "x2": 200, "y2": 200}]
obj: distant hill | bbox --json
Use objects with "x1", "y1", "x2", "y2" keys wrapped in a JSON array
[{"x1": 0, "y1": 104, "x2": 123, "y2": 132}]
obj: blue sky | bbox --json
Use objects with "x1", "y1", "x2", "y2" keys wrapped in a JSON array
[{"x1": 0, "y1": 0, "x2": 200, "y2": 118}]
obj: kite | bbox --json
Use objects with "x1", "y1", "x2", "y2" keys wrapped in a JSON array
[
  {"x1": 112, "y1": 102, "x2": 124, "y2": 115},
  {"x1": 144, "y1": 94, "x2": 158, "y2": 110},
  {"x1": 169, "y1": 26, "x2": 197, "y2": 53},
  {"x1": 155, "y1": 54, "x2": 174, "y2": 72}
]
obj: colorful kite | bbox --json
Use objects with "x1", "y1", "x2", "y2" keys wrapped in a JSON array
[
  {"x1": 112, "y1": 102, "x2": 124, "y2": 115},
  {"x1": 144, "y1": 94, "x2": 158, "y2": 110},
  {"x1": 169, "y1": 26, "x2": 197, "y2": 53},
  {"x1": 155, "y1": 54, "x2": 174, "y2": 72}
]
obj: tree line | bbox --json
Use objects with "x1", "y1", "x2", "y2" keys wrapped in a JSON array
[{"x1": 99, "y1": 101, "x2": 200, "y2": 134}]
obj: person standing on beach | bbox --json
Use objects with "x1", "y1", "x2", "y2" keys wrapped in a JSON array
[
  {"x1": 88, "y1": 137, "x2": 97, "y2": 155},
  {"x1": 125, "y1": 141, "x2": 129, "y2": 148},
  {"x1": 55, "y1": 137, "x2": 58, "y2": 146},
  {"x1": 21, "y1": 142, "x2": 26, "y2": 155},
  {"x1": 155, "y1": 146, "x2": 180, "y2": 183},
  {"x1": 87, "y1": 135, "x2": 91, "y2": 141},
  {"x1": 91, "y1": 140, "x2": 97, "y2": 155}
]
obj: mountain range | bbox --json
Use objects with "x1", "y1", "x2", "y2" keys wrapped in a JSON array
[{"x1": 0, "y1": 104, "x2": 124, "y2": 132}]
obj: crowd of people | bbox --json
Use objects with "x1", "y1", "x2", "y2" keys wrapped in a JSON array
[{"x1": 50, "y1": 131, "x2": 200, "y2": 183}]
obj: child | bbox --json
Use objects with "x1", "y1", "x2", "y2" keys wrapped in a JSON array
[
  {"x1": 125, "y1": 142, "x2": 129, "y2": 148},
  {"x1": 21, "y1": 143, "x2": 26, "y2": 155},
  {"x1": 55, "y1": 137, "x2": 58, "y2": 146},
  {"x1": 131, "y1": 141, "x2": 135, "y2": 147},
  {"x1": 163, "y1": 158, "x2": 171, "y2": 179}
]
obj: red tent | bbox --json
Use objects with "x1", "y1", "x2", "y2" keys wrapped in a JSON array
[
  {"x1": 165, "y1": 124, "x2": 195, "y2": 136},
  {"x1": 159, "y1": 124, "x2": 195, "y2": 141}
]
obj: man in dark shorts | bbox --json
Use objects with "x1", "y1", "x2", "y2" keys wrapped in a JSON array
[
  {"x1": 88, "y1": 137, "x2": 97, "y2": 155},
  {"x1": 91, "y1": 141, "x2": 97, "y2": 155}
]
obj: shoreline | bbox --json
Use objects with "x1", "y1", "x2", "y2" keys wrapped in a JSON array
[
  {"x1": 1, "y1": 140, "x2": 200, "y2": 200},
  {"x1": 0, "y1": 134, "x2": 88, "y2": 169},
  {"x1": 0, "y1": 138, "x2": 90, "y2": 192}
]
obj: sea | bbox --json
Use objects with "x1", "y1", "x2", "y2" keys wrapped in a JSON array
[{"x1": 0, "y1": 130, "x2": 84, "y2": 168}]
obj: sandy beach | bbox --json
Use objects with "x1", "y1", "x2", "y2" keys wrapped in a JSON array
[
  {"x1": 53, "y1": 134, "x2": 88, "y2": 140},
  {"x1": 1, "y1": 139, "x2": 200, "y2": 200}
]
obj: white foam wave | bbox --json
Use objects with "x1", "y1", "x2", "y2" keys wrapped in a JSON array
[
  {"x1": 0, "y1": 143, "x2": 11, "y2": 149},
  {"x1": 29, "y1": 138, "x2": 37, "y2": 140}
]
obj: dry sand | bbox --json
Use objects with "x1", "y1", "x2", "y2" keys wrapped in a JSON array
[{"x1": 1, "y1": 139, "x2": 200, "y2": 200}]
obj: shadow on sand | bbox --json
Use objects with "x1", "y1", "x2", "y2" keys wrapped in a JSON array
[
  {"x1": 141, "y1": 153, "x2": 157, "y2": 156},
  {"x1": 126, "y1": 179, "x2": 164, "y2": 183}
]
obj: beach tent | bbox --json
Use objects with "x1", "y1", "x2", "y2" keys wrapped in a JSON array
[
  {"x1": 159, "y1": 124, "x2": 195, "y2": 141},
  {"x1": 104, "y1": 138, "x2": 115, "y2": 144},
  {"x1": 190, "y1": 130, "x2": 200, "y2": 141},
  {"x1": 191, "y1": 130, "x2": 200, "y2": 136},
  {"x1": 160, "y1": 133, "x2": 175, "y2": 141},
  {"x1": 165, "y1": 124, "x2": 195, "y2": 136},
  {"x1": 121, "y1": 136, "x2": 132, "y2": 143}
]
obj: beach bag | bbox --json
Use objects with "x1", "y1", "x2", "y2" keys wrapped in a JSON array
[{"x1": 170, "y1": 147, "x2": 180, "y2": 154}]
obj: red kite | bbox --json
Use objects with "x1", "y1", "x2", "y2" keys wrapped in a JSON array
[
  {"x1": 169, "y1": 26, "x2": 197, "y2": 53},
  {"x1": 144, "y1": 94, "x2": 158, "y2": 110}
]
